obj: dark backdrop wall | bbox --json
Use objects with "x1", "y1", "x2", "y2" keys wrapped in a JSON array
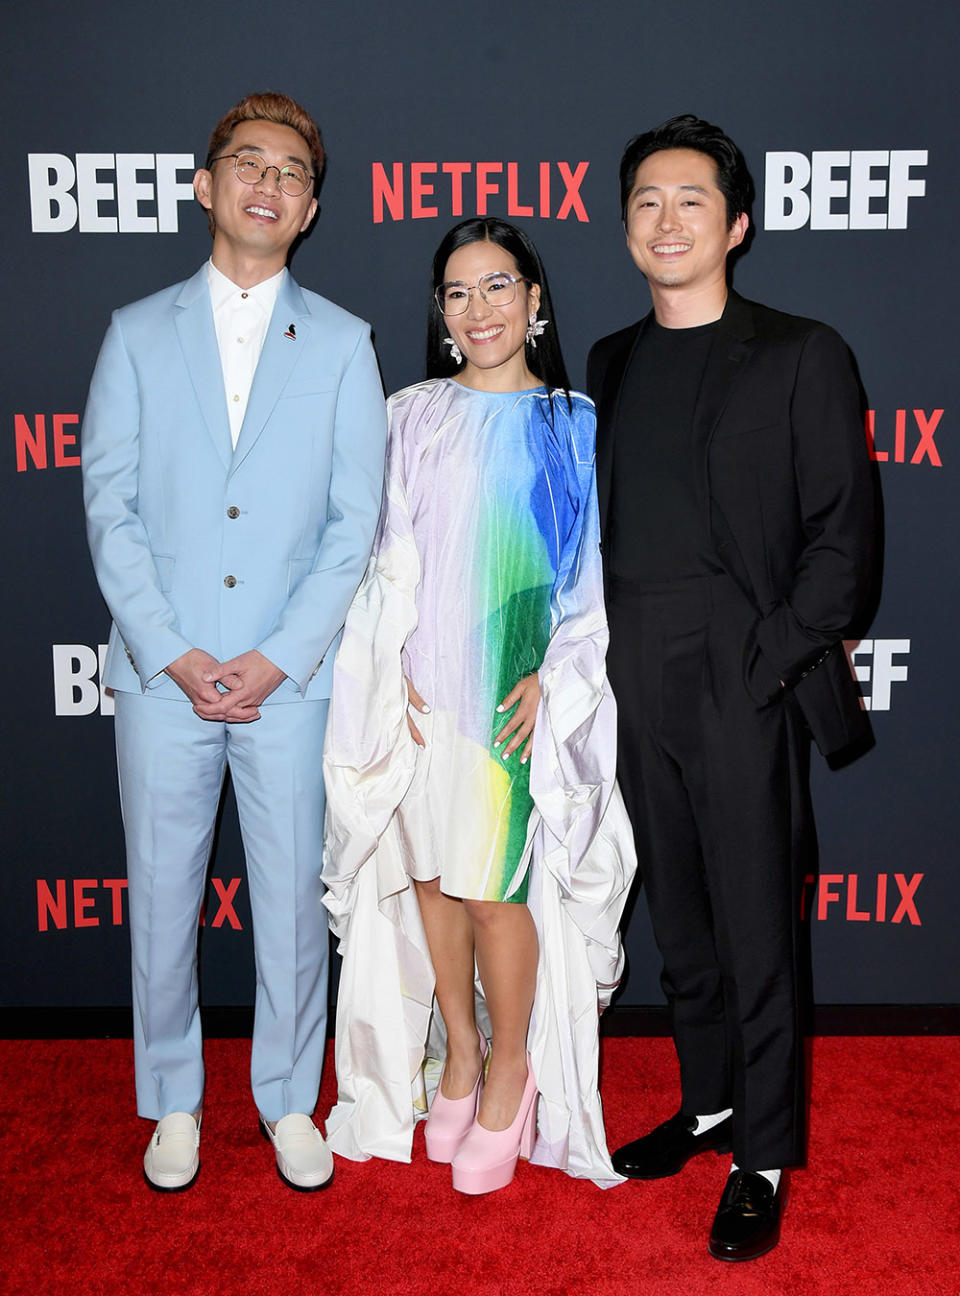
[{"x1": 3, "y1": 0, "x2": 956, "y2": 1015}]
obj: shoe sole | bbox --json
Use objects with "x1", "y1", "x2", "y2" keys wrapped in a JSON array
[
  {"x1": 275, "y1": 1164, "x2": 335, "y2": 1193},
  {"x1": 707, "y1": 1231, "x2": 781, "y2": 1262},
  {"x1": 143, "y1": 1165, "x2": 199, "y2": 1192},
  {"x1": 451, "y1": 1159, "x2": 518, "y2": 1195},
  {"x1": 425, "y1": 1129, "x2": 468, "y2": 1163},
  {"x1": 615, "y1": 1144, "x2": 732, "y2": 1180},
  {"x1": 425, "y1": 1145, "x2": 458, "y2": 1164}
]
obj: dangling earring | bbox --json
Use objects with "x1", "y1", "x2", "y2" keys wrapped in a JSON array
[
  {"x1": 526, "y1": 314, "x2": 548, "y2": 348},
  {"x1": 443, "y1": 337, "x2": 463, "y2": 365}
]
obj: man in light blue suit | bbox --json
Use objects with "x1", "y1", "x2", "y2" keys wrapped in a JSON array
[{"x1": 82, "y1": 93, "x2": 387, "y2": 1192}]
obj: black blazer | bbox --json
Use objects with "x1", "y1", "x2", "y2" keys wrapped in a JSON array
[{"x1": 587, "y1": 290, "x2": 875, "y2": 757}]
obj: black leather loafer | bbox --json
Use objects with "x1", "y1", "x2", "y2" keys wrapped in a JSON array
[
  {"x1": 612, "y1": 1110, "x2": 733, "y2": 1179},
  {"x1": 708, "y1": 1168, "x2": 784, "y2": 1261}
]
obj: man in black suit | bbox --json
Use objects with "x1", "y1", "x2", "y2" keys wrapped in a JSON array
[{"x1": 587, "y1": 115, "x2": 874, "y2": 1261}]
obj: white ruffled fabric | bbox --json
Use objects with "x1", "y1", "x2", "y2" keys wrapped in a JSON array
[{"x1": 321, "y1": 386, "x2": 636, "y2": 1187}]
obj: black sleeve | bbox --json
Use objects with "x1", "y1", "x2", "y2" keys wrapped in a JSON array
[{"x1": 754, "y1": 326, "x2": 875, "y2": 682}]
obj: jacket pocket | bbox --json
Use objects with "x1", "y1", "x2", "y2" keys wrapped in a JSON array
[
  {"x1": 287, "y1": 556, "x2": 312, "y2": 595},
  {"x1": 283, "y1": 374, "x2": 339, "y2": 397},
  {"x1": 153, "y1": 554, "x2": 175, "y2": 591},
  {"x1": 712, "y1": 419, "x2": 786, "y2": 441}
]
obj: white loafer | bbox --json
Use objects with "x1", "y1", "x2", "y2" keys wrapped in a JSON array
[
  {"x1": 143, "y1": 1111, "x2": 200, "y2": 1191},
  {"x1": 259, "y1": 1113, "x2": 334, "y2": 1192}
]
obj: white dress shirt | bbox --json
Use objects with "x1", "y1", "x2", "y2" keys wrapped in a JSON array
[{"x1": 207, "y1": 260, "x2": 285, "y2": 449}]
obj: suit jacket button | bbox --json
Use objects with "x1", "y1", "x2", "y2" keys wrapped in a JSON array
[
  {"x1": 224, "y1": 574, "x2": 237, "y2": 588},
  {"x1": 226, "y1": 506, "x2": 240, "y2": 519}
]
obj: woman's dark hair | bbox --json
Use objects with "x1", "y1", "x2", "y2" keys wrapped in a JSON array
[
  {"x1": 426, "y1": 218, "x2": 572, "y2": 408},
  {"x1": 619, "y1": 114, "x2": 754, "y2": 226}
]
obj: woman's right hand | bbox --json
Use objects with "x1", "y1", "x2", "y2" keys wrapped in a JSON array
[{"x1": 405, "y1": 676, "x2": 429, "y2": 747}]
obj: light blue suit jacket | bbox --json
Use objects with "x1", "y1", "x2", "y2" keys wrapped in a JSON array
[{"x1": 82, "y1": 265, "x2": 387, "y2": 702}]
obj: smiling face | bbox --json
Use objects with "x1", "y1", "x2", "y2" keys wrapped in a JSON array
[
  {"x1": 624, "y1": 147, "x2": 748, "y2": 320},
  {"x1": 440, "y1": 240, "x2": 541, "y2": 392},
  {"x1": 193, "y1": 119, "x2": 318, "y2": 285}
]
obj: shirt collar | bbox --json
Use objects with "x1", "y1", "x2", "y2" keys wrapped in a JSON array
[{"x1": 206, "y1": 259, "x2": 286, "y2": 315}]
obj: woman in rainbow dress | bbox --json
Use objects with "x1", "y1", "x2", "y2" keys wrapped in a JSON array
[{"x1": 322, "y1": 218, "x2": 636, "y2": 1194}]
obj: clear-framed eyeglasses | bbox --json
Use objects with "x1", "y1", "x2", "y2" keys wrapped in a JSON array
[
  {"x1": 435, "y1": 271, "x2": 529, "y2": 316},
  {"x1": 208, "y1": 152, "x2": 315, "y2": 198}
]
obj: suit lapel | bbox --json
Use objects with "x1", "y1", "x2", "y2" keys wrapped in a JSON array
[
  {"x1": 174, "y1": 267, "x2": 233, "y2": 469},
  {"x1": 231, "y1": 273, "x2": 310, "y2": 472},
  {"x1": 596, "y1": 318, "x2": 647, "y2": 538},
  {"x1": 694, "y1": 290, "x2": 756, "y2": 449},
  {"x1": 696, "y1": 290, "x2": 760, "y2": 602}
]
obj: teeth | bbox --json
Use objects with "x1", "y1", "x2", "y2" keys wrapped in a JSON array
[
  {"x1": 467, "y1": 326, "x2": 504, "y2": 340},
  {"x1": 246, "y1": 205, "x2": 278, "y2": 220},
  {"x1": 653, "y1": 243, "x2": 689, "y2": 253}
]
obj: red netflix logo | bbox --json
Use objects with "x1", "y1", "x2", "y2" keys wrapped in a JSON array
[
  {"x1": 371, "y1": 161, "x2": 590, "y2": 223},
  {"x1": 800, "y1": 873, "x2": 922, "y2": 925},
  {"x1": 865, "y1": 409, "x2": 942, "y2": 466},
  {"x1": 36, "y1": 878, "x2": 244, "y2": 931},
  {"x1": 15, "y1": 414, "x2": 80, "y2": 471}
]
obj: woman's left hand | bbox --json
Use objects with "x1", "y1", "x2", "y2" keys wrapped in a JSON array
[{"x1": 493, "y1": 673, "x2": 541, "y2": 764}]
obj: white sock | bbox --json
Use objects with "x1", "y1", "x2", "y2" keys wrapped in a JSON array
[
  {"x1": 731, "y1": 1162, "x2": 781, "y2": 1191},
  {"x1": 692, "y1": 1108, "x2": 732, "y2": 1135}
]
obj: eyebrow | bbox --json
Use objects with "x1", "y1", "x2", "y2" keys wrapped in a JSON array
[
  {"x1": 440, "y1": 272, "x2": 512, "y2": 286},
  {"x1": 634, "y1": 183, "x2": 709, "y2": 195},
  {"x1": 235, "y1": 143, "x2": 311, "y2": 169}
]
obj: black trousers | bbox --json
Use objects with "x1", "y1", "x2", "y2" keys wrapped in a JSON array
[{"x1": 607, "y1": 573, "x2": 812, "y2": 1170}]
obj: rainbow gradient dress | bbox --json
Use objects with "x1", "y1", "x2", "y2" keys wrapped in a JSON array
[{"x1": 387, "y1": 378, "x2": 597, "y2": 902}]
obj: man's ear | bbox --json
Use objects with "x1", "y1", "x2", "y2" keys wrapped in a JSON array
[
  {"x1": 193, "y1": 169, "x2": 213, "y2": 212},
  {"x1": 299, "y1": 197, "x2": 319, "y2": 234},
  {"x1": 728, "y1": 211, "x2": 749, "y2": 251}
]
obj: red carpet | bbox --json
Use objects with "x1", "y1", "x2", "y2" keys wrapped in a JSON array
[{"x1": 2, "y1": 1036, "x2": 958, "y2": 1295}]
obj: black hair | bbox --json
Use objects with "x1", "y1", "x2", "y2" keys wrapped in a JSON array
[
  {"x1": 619, "y1": 114, "x2": 754, "y2": 227},
  {"x1": 425, "y1": 218, "x2": 572, "y2": 409}
]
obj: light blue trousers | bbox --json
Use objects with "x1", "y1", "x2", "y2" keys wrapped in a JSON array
[{"x1": 114, "y1": 691, "x2": 330, "y2": 1122}]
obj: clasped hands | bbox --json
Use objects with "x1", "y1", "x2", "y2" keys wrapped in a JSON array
[
  {"x1": 406, "y1": 673, "x2": 540, "y2": 764},
  {"x1": 165, "y1": 647, "x2": 287, "y2": 723}
]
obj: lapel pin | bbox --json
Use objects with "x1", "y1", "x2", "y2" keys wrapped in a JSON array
[{"x1": 284, "y1": 323, "x2": 297, "y2": 340}]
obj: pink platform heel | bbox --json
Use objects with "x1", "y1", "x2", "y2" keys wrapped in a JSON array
[
  {"x1": 450, "y1": 1057, "x2": 538, "y2": 1195},
  {"x1": 424, "y1": 1028, "x2": 489, "y2": 1164}
]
